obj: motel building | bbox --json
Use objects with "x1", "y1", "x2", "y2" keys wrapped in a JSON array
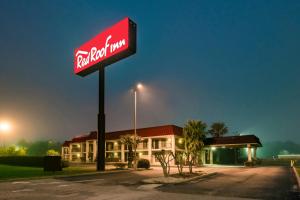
[{"x1": 62, "y1": 125, "x2": 262, "y2": 166}]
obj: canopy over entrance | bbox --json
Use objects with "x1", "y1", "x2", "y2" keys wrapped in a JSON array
[{"x1": 203, "y1": 135, "x2": 262, "y2": 165}]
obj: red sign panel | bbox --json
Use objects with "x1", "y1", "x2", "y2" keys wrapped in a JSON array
[{"x1": 74, "y1": 17, "x2": 136, "y2": 76}]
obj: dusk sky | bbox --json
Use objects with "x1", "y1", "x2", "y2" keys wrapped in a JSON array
[{"x1": 0, "y1": 1, "x2": 300, "y2": 144}]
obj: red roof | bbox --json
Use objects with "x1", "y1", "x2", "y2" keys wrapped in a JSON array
[
  {"x1": 106, "y1": 125, "x2": 182, "y2": 140},
  {"x1": 62, "y1": 141, "x2": 71, "y2": 147},
  {"x1": 63, "y1": 125, "x2": 182, "y2": 145}
]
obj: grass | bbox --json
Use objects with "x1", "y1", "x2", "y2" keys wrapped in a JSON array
[{"x1": 0, "y1": 164, "x2": 96, "y2": 180}]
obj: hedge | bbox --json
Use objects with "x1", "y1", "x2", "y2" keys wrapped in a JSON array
[
  {"x1": 137, "y1": 159, "x2": 150, "y2": 169},
  {"x1": 0, "y1": 156, "x2": 44, "y2": 167}
]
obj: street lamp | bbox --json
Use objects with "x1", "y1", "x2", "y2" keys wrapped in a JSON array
[
  {"x1": 133, "y1": 83, "x2": 143, "y2": 170},
  {"x1": 0, "y1": 121, "x2": 11, "y2": 147}
]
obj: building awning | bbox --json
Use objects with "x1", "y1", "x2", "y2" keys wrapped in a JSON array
[{"x1": 204, "y1": 135, "x2": 262, "y2": 148}]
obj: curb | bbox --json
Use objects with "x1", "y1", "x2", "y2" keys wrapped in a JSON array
[
  {"x1": 292, "y1": 166, "x2": 300, "y2": 190},
  {"x1": 141, "y1": 172, "x2": 218, "y2": 185}
]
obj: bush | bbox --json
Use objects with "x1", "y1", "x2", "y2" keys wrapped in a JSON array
[
  {"x1": 44, "y1": 156, "x2": 62, "y2": 172},
  {"x1": 113, "y1": 162, "x2": 127, "y2": 169},
  {"x1": 46, "y1": 149, "x2": 60, "y2": 156},
  {"x1": 0, "y1": 156, "x2": 44, "y2": 167},
  {"x1": 137, "y1": 159, "x2": 150, "y2": 169},
  {"x1": 244, "y1": 161, "x2": 254, "y2": 167}
]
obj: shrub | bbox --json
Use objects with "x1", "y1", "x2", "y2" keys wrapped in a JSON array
[
  {"x1": 46, "y1": 149, "x2": 60, "y2": 156},
  {"x1": 113, "y1": 162, "x2": 127, "y2": 169},
  {"x1": 0, "y1": 156, "x2": 44, "y2": 167},
  {"x1": 244, "y1": 161, "x2": 254, "y2": 167},
  {"x1": 137, "y1": 159, "x2": 150, "y2": 169},
  {"x1": 44, "y1": 156, "x2": 62, "y2": 172}
]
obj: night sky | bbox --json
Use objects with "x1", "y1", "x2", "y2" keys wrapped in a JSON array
[{"x1": 0, "y1": 1, "x2": 299, "y2": 144}]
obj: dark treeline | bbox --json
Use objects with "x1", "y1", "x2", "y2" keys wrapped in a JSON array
[
  {"x1": 0, "y1": 139, "x2": 61, "y2": 156},
  {"x1": 17, "y1": 139, "x2": 61, "y2": 156}
]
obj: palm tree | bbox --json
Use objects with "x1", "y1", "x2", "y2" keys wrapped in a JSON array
[
  {"x1": 183, "y1": 120, "x2": 207, "y2": 173},
  {"x1": 120, "y1": 134, "x2": 142, "y2": 168},
  {"x1": 208, "y1": 122, "x2": 228, "y2": 137}
]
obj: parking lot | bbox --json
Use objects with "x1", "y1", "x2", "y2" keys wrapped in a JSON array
[{"x1": 0, "y1": 166, "x2": 299, "y2": 200}]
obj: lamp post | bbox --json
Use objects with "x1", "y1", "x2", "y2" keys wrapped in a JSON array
[{"x1": 133, "y1": 83, "x2": 143, "y2": 170}]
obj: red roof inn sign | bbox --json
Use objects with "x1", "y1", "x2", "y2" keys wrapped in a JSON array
[
  {"x1": 73, "y1": 17, "x2": 137, "y2": 171},
  {"x1": 74, "y1": 17, "x2": 136, "y2": 76}
]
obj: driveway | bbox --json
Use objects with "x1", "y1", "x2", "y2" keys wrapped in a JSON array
[
  {"x1": 0, "y1": 166, "x2": 298, "y2": 200},
  {"x1": 159, "y1": 166, "x2": 299, "y2": 199}
]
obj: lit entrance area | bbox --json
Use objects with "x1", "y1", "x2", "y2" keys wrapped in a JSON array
[{"x1": 203, "y1": 135, "x2": 262, "y2": 165}]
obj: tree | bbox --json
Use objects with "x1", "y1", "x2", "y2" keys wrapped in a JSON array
[
  {"x1": 173, "y1": 151, "x2": 185, "y2": 175},
  {"x1": 208, "y1": 122, "x2": 228, "y2": 137},
  {"x1": 47, "y1": 149, "x2": 60, "y2": 156},
  {"x1": 184, "y1": 120, "x2": 207, "y2": 173},
  {"x1": 27, "y1": 140, "x2": 61, "y2": 156},
  {"x1": 120, "y1": 134, "x2": 141, "y2": 168},
  {"x1": 0, "y1": 145, "x2": 27, "y2": 156},
  {"x1": 153, "y1": 150, "x2": 174, "y2": 177}
]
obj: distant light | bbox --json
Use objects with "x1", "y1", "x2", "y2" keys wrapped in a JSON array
[
  {"x1": 137, "y1": 83, "x2": 143, "y2": 89},
  {"x1": 211, "y1": 147, "x2": 216, "y2": 151},
  {"x1": 0, "y1": 122, "x2": 11, "y2": 133}
]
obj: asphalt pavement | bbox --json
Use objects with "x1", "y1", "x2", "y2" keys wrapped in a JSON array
[{"x1": 0, "y1": 166, "x2": 299, "y2": 200}]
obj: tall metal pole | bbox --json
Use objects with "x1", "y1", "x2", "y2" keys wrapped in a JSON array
[
  {"x1": 133, "y1": 90, "x2": 137, "y2": 170},
  {"x1": 97, "y1": 67, "x2": 105, "y2": 171}
]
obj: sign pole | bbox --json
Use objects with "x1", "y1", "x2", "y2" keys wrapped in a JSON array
[
  {"x1": 73, "y1": 18, "x2": 136, "y2": 171},
  {"x1": 97, "y1": 66, "x2": 105, "y2": 171}
]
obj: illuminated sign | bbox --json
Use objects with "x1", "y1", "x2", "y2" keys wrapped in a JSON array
[{"x1": 74, "y1": 17, "x2": 136, "y2": 76}]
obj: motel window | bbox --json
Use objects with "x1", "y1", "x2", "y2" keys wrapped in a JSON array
[
  {"x1": 139, "y1": 151, "x2": 148, "y2": 156},
  {"x1": 152, "y1": 140, "x2": 159, "y2": 149},
  {"x1": 82, "y1": 143, "x2": 86, "y2": 152},
  {"x1": 142, "y1": 140, "x2": 148, "y2": 149},
  {"x1": 63, "y1": 148, "x2": 69, "y2": 154},
  {"x1": 89, "y1": 143, "x2": 93, "y2": 152},
  {"x1": 113, "y1": 141, "x2": 121, "y2": 151},
  {"x1": 106, "y1": 142, "x2": 114, "y2": 151},
  {"x1": 72, "y1": 144, "x2": 80, "y2": 152}
]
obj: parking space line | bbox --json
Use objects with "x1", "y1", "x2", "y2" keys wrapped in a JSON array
[
  {"x1": 12, "y1": 189, "x2": 35, "y2": 193},
  {"x1": 72, "y1": 178, "x2": 104, "y2": 183},
  {"x1": 12, "y1": 181, "x2": 31, "y2": 184}
]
